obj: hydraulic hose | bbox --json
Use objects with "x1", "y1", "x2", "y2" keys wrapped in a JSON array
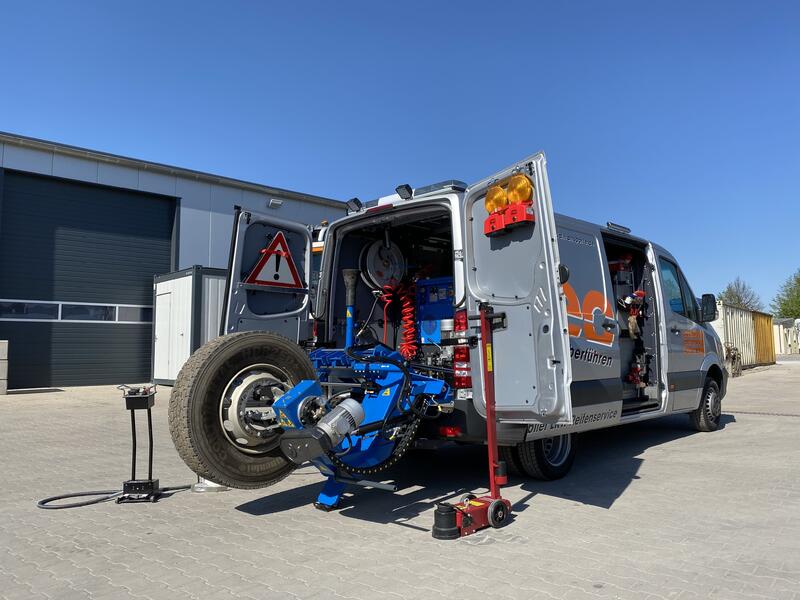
[{"x1": 37, "y1": 485, "x2": 191, "y2": 510}]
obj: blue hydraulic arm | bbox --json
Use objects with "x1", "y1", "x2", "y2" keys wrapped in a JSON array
[{"x1": 269, "y1": 344, "x2": 450, "y2": 509}]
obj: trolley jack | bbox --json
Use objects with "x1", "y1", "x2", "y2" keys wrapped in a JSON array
[
  {"x1": 432, "y1": 304, "x2": 512, "y2": 539},
  {"x1": 117, "y1": 385, "x2": 162, "y2": 503}
]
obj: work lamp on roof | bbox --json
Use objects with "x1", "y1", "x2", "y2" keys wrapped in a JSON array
[
  {"x1": 345, "y1": 197, "x2": 363, "y2": 213},
  {"x1": 395, "y1": 184, "x2": 413, "y2": 200}
]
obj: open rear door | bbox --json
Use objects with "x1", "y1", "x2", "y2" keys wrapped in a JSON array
[
  {"x1": 223, "y1": 209, "x2": 312, "y2": 341},
  {"x1": 463, "y1": 153, "x2": 572, "y2": 424}
]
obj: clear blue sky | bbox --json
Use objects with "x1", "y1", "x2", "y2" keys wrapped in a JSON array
[{"x1": 1, "y1": 1, "x2": 797, "y2": 306}]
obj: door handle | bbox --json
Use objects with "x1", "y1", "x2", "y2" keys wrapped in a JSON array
[
  {"x1": 671, "y1": 327, "x2": 682, "y2": 334},
  {"x1": 602, "y1": 318, "x2": 617, "y2": 331}
]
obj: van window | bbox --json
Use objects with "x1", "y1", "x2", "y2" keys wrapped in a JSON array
[
  {"x1": 659, "y1": 259, "x2": 685, "y2": 316},
  {"x1": 678, "y1": 271, "x2": 700, "y2": 322}
]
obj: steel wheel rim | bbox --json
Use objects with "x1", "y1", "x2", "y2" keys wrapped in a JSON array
[
  {"x1": 706, "y1": 388, "x2": 721, "y2": 421},
  {"x1": 219, "y1": 363, "x2": 294, "y2": 455},
  {"x1": 542, "y1": 434, "x2": 571, "y2": 467}
]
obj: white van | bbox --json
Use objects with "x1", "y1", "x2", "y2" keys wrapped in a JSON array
[{"x1": 168, "y1": 153, "x2": 727, "y2": 501}]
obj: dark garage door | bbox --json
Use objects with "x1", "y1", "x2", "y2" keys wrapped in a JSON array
[{"x1": 0, "y1": 170, "x2": 175, "y2": 388}]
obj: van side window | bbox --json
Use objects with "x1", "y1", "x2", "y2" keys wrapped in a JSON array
[
  {"x1": 659, "y1": 259, "x2": 685, "y2": 316},
  {"x1": 678, "y1": 271, "x2": 700, "y2": 322}
]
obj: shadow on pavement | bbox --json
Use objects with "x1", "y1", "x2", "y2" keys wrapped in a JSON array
[{"x1": 236, "y1": 413, "x2": 736, "y2": 527}]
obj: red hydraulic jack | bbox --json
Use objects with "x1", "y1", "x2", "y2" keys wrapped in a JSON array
[{"x1": 432, "y1": 303, "x2": 512, "y2": 539}]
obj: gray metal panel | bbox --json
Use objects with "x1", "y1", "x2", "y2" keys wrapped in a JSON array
[
  {"x1": 2, "y1": 144, "x2": 52, "y2": 174},
  {"x1": 0, "y1": 322, "x2": 152, "y2": 388},
  {"x1": 1, "y1": 171, "x2": 175, "y2": 305},
  {"x1": 52, "y1": 154, "x2": 98, "y2": 182},
  {"x1": 0, "y1": 171, "x2": 174, "y2": 387}
]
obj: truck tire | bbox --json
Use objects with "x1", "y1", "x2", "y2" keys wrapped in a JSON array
[
  {"x1": 689, "y1": 378, "x2": 722, "y2": 432},
  {"x1": 499, "y1": 445, "x2": 523, "y2": 476},
  {"x1": 515, "y1": 433, "x2": 576, "y2": 480},
  {"x1": 169, "y1": 331, "x2": 317, "y2": 489}
]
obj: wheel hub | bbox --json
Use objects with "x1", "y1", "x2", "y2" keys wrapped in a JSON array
[
  {"x1": 542, "y1": 434, "x2": 571, "y2": 467},
  {"x1": 707, "y1": 389, "x2": 721, "y2": 420},
  {"x1": 220, "y1": 364, "x2": 292, "y2": 454}
]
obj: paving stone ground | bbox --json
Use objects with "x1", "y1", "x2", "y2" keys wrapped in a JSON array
[{"x1": 1, "y1": 361, "x2": 799, "y2": 599}]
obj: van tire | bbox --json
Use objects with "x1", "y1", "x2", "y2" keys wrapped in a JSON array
[
  {"x1": 515, "y1": 433, "x2": 576, "y2": 480},
  {"x1": 499, "y1": 445, "x2": 523, "y2": 476},
  {"x1": 689, "y1": 378, "x2": 722, "y2": 432},
  {"x1": 169, "y1": 331, "x2": 317, "y2": 489}
]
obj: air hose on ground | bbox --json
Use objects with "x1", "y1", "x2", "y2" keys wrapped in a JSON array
[
  {"x1": 37, "y1": 485, "x2": 191, "y2": 510},
  {"x1": 37, "y1": 385, "x2": 192, "y2": 509}
]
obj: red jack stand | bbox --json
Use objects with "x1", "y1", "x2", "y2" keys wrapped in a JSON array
[{"x1": 432, "y1": 303, "x2": 512, "y2": 539}]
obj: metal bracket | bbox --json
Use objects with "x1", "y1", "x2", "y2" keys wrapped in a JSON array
[{"x1": 239, "y1": 282, "x2": 309, "y2": 295}]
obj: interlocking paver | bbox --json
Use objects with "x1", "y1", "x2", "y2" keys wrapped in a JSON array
[{"x1": 1, "y1": 362, "x2": 799, "y2": 599}]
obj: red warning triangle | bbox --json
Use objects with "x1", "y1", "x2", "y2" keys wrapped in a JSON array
[{"x1": 244, "y1": 231, "x2": 304, "y2": 289}]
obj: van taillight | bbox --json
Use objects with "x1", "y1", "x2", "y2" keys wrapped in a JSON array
[
  {"x1": 454, "y1": 309, "x2": 468, "y2": 332},
  {"x1": 453, "y1": 310, "x2": 472, "y2": 388}
]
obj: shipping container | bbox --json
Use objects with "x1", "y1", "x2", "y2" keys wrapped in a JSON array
[
  {"x1": 711, "y1": 302, "x2": 775, "y2": 368},
  {"x1": 152, "y1": 266, "x2": 227, "y2": 384}
]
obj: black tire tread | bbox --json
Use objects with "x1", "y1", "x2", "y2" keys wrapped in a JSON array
[
  {"x1": 516, "y1": 439, "x2": 549, "y2": 480},
  {"x1": 499, "y1": 445, "x2": 523, "y2": 477},
  {"x1": 515, "y1": 433, "x2": 576, "y2": 481},
  {"x1": 168, "y1": 331, "x2": 315, "y2": 489},
  {"x1": 689, "y1": 378, "x2": 721, "y2": 433}
]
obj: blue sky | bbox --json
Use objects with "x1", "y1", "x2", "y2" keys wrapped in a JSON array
[{"x1": 1, "y1": 1, "x2": 797, "y2": 305}]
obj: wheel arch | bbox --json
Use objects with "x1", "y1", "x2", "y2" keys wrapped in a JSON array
[{"x1": 704, "y1": 362, "x2": 726, "y2": 399}]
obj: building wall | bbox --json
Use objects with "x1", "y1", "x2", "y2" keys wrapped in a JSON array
[{"x1": 0, "y1": 140, "x2": 344, "y2": 270}]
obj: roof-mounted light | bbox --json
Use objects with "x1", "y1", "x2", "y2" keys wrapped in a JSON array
[{"x1": 395, "y1": 184, "x2": 413, "y2": 200}]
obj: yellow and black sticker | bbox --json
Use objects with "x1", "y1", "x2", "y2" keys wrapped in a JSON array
[
  {"x1": 382, "y1": 387, "x2": 392, "y2": 396},
  {"x1": 278, "y1": 410, "x2": 294, "y2": 428},
  {"x1": 485, "y1": 343, "x2": 493, "y2": 372}
]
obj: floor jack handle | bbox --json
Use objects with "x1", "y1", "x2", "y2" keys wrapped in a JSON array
[
  {"x1": 479, "y1": 304, "x2": 497, "y2": 498},
  {"x1": 431, "y1": 304, "x2": 511, "y2": 539},
  {"x1": 478, "y1": 303, "x2": 506, "y2": 499}
]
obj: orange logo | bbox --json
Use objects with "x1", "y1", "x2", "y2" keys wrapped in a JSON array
[
  {"x1": 681, "y1": 330, "x2": 705, "y2": 355},
  {"x1": 563, "y1": 283, "x2": 615, "y2": 346}
]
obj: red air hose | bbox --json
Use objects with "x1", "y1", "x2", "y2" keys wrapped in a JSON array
[
  {"x1": 379, "y1": 281, "x2": 418, "y2": 359},
  {"x1": 398, "y1": 281, "x2": 418, "y2": 360}
]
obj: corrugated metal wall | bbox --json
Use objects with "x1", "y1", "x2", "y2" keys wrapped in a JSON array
[
  {"x1": 0, "y1": 171, "x2": 175, "y2": 387},
  {"x1": 711, "y1": 302, "x2": 775, "y2": 368},
  {"x1": 753, "y1": 312, "x2": 776, "y2": 364},
  {"x1": 200, "y1": 273, "x2": 226, "y2": 344}
]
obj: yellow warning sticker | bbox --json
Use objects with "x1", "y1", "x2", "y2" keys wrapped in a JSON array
[
  {"x1": 486, "y1": 343, "x2": 493, "y2": 372},
  {"x1": 382, "y1": 388, "x2": 391, "y2": 396},
  {"x1": 278, "y1": 410, "x2": 294, "y2": 428},
  {"x1": 346, "y1": 308, "x2": 352, "y2": 318}
]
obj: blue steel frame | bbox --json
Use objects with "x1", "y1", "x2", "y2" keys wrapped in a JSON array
[{"x1": 270, "y1": 344, "x2": 450, "y2": 508}]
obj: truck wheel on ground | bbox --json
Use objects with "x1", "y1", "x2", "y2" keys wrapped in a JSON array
[
  {"x1": 689, "y1": 378, "x2": 722, "y2": 432},
  {"x1": 515, "y1": 433, "x2": 576, "y2": 480},
  {"x1": 498, "y1": 445, "x2": 523, "y2": 476},
  {"x1": 169, "y1": 331, "x2": 317, "y2": 489}
]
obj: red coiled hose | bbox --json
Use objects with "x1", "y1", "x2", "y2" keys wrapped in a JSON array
[
  {"x1": 397, "y1": 281, "x2": 418, "y2": 360},
  {"x1": 380, "y1": 284, "x2": 395, "y2": 345},
  {"x1": 379, "y1": 281, "x2": 418, "y2": 359}
]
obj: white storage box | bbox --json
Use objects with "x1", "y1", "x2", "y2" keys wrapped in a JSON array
[{"x1": 152, "y1": 267, "x2": 227, "y2": 384}]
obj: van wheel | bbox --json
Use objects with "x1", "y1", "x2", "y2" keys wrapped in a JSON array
[
  {"x1": 169, "y1": 331, "x2": 317, "y2": 489},
  {"x1": 499, "y1": 445, "x2": 523, "y2": 476},
  {"x1": 515, "y1": 433, "x2": 576, "y2": 480},
  {"x1": 689, "y1": 378, "x2": 721, "y2": 432}
]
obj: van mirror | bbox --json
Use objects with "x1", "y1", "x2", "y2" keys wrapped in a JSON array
[{"x1": 700, "y1": 294, "x2": 718, "y2": 323}]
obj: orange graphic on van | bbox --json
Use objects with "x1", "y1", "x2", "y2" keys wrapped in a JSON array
[
  {"x1": 563, "y1": 283, "x2": 615, "y2": 346},
  {"x1": 681, "y1": 330, "x2": 705, "y2": 355}
]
